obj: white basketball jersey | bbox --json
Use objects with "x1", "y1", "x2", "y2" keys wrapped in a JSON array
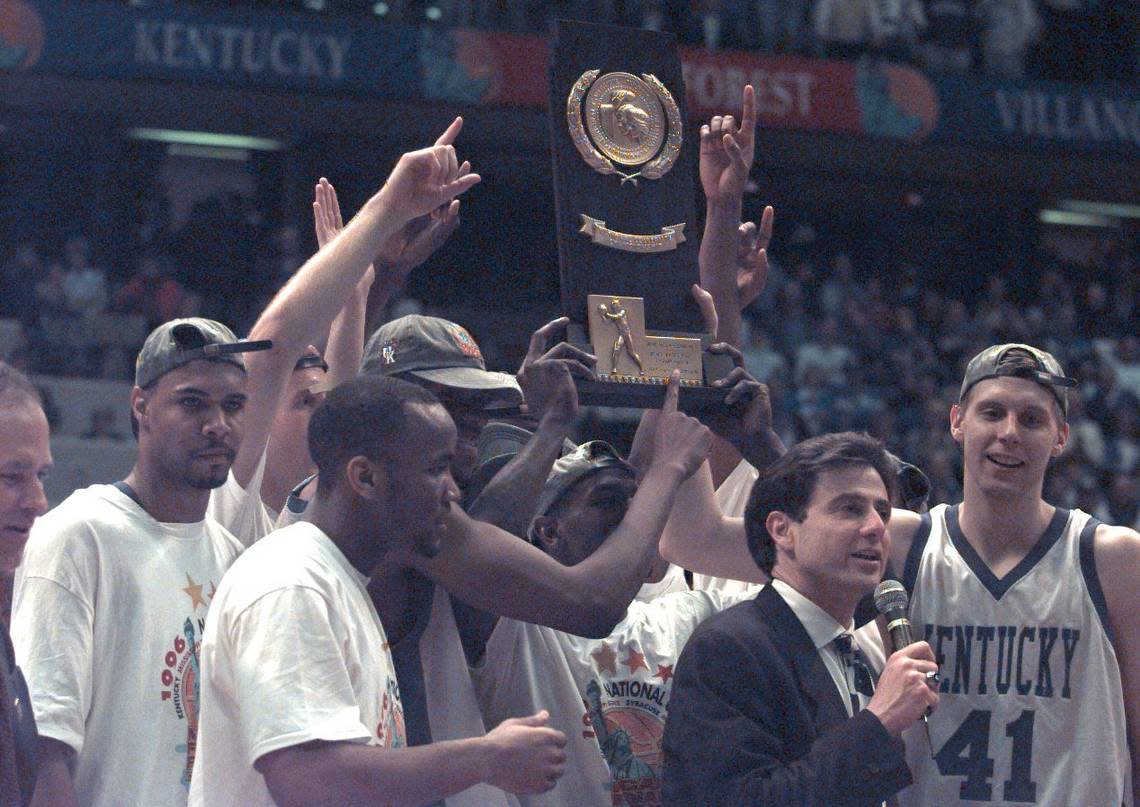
[{"x1": 898, "y1": 504, "x2": 1132, "y2": 807}]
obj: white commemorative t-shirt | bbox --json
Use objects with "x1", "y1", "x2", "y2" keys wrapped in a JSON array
[
  {"x1": 898, "y1": 503, "x2": 1132, "y2": 807},
  {"x1": 206, "y1": 452, "x2": 277, "y2": 548},
  {"x1": 12, "y1": 484, "x2": 243, "y2": 806},
  {"x1": 188, "y1": 521, "x2": 405, "y2": 807},
  {"x1": 472, "y1": 586, "x2": 750, "y2": 807}
]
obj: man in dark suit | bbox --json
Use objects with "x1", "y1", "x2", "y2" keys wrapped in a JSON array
[{"x1": 662, "y1": 432, "x2": 939, "y2": 806}]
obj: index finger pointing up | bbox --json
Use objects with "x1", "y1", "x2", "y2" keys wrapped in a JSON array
[
  {"x1": 434, "y1": 116, "x2": 464, "y2": 147},
  {"x1": 662, "y1": 370, "x2": 680, "y2": 414}
]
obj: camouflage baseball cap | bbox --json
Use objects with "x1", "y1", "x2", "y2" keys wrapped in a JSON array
[
  {"x1": 959, "y1": 343, "x2": 1076, "y2": 417},
  {"x1": 528, "y1": 440, "x2": 636, "y2": 542},
  {"x1": 361, "y1": 315, "x2": 521, "y2": 406},
  {"x1": 135, "y1": 318, "x2": 272, "y2": 388}
]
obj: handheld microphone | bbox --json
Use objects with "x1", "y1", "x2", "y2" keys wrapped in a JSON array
[
  {"x1": 873, "y1": 579, "x2": 914, "y2": 652},
  {"x1": 874, "y1": 579, "x2": 935, "y2": 750}
]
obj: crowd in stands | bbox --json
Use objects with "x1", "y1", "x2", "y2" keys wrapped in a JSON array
[
  {"x1": 739, "y1": 228, "x2": 1139, "y2": 528},
  {"x1": 2, "y1": 199, "x2": 1136, "y2": 527},
  {"x1": 231, "y1": 0, "x2": 1140, "y2": 83}
]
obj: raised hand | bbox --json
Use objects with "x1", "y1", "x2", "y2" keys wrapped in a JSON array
[
  {"x1": 653, "y1": 372, "x2": 712, "y2": 480},
  {"x1": 312, "y1": 177, "x2": 375, "y2": 291},
  {"x1": 483, "y1": 711, "x2": 568, "y2": 794},
  {"x1": 736, "y1": 205, "x2": 774, "y2": 310},
  {"x1": 381, "y1": 126, "x2": 480, "y2": 230},
  {"x1": 516, "y1": 317, "x2": 596, "y2": 426},
  {"x1": 376, "y1": 117, "x2": 470, "y2": 275},
  {"x1": 313, "y1": 177, "x2": 345, "y2": 249},
  {"x1": 705, "y1": 342, "x2": 772, "y2": 447},
  {"x1": 699, "y1": 84, "x2": 757, "y2": 205}
]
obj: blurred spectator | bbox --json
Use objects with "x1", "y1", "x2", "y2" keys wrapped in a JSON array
[
  {"x1": 60, "y1": 235, "x2": 108, "y2": 319},
  {"x1": 1102, "y1": 402, "x2": 1140, "y2": 476},
  {"x1": 0, "y1": 241, "x2": 44, "y2": 327},
  {"x1": 832, "y1": 372, "x2": 885, "y2": 431},
  {"x1": 819, "y1": 252, "x2": 862, "y2": 318},
  {"x1": 868, "y1": 0, "x2": 927, "y2": 61},
  {"x1": 114, "y1": 252, "x2": 198, "y2": 331},
  {"x1": 741, "y1": 320, "x2": 788, "y2": 382},
  {"x1": 81, "y1": 407, "x2": 126, "y2": 441},
  {"x1": 1106, "y1": 474, "x2": 1140, "y2": 531},
  {"x1": 977, "y1": 0, "x2": 1042, "y2": 78},
  {"x1": 794, "y1": 364, "x2": 841, "y2": 434},
  {"x1": 1064, "y1": 393, "x2": 1107, "y2": 470},
  {"x1": 918, "y1": 0, "x2": 974, "y2": 72},
  {"x1": 1095, "y1": 335, "x2": 1140, "y2": 401},
  {"x1": 794, "y1": 316, "x2": 853, "y2": 386},
  {"x1": 1034, "y1": 0, "x2": 1099, "y2": 81},
  {"x1": 755, "y1": 0, "x2": 814, "y2": 52},
  {"x1": 813, "y1": 0, "x2": 873, "y2": 59}
]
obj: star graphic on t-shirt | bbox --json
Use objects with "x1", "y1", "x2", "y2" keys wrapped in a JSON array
[
  {"x1": 592, "y1": 643, "x2": 617, "y2": 675},
  {"x1": 182, "y1": 573, "x2": 208, "y2": 610},
  {"x1": 207, "y1": 581, "x2": 218, "y2": 602},
  {"x1": 655, "y1": 664, "x2": 674, "y2": 684},
  {"x1": 622, "y1": 648, "x2": 648, "y2": 674}
]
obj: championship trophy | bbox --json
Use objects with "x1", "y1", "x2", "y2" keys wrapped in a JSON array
[{"x1": 549, "y1": 21, "x2": 733, "y2": 410}]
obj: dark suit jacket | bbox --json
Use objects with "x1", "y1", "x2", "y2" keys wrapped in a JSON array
[{"x1": 662, "y1": 585, "x2": 910, "y2": 806}]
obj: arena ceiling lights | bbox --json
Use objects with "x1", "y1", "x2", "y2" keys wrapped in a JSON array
[
  {"x1": 1037, "y1": 199, "x2": 1140, "y2": 228},
  {"x1": 127, "y1": 128, "x2": 284, "y2": 161}
]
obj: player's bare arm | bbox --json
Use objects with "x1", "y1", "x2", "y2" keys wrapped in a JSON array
[
  {"x1": 235, "y1": 131, "x2": 479, "y2": 489},
  {"x1": 416, "y1": 374, "x2": 710, "y2": 637},
  {"x1": 256, "y1": 711, "x2": 567, "y2": 807},
  {"x1": 1093, "y1": 522, "x2": 1140, "y2": 805}
]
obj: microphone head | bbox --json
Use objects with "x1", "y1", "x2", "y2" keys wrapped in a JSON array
[{"x1": 874, "y1": 579, "x2": 909, "y2": 616}]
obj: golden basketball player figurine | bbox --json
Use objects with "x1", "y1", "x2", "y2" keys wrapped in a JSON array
[{"x1": 599, "y1": 298, "x2": 645, "y2": 375}]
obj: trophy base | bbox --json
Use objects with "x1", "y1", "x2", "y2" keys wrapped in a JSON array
[
  {"x1": 567, "y1": 322, "x2": 738, "y2": 413},
  {"x1": 574, "y1": 377, "x2": 734, "y2": 413}
]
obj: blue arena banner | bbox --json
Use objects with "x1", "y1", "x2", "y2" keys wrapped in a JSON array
[
  {"x1": 2, "y1": 0, "x2": 1137, "y2": 157},
  {"x1": 0, "y1": 0, "x2": 419, "y2": 97},
  {"x1": 930, "y1": 72, "x2": 1140, "y2": 157}
]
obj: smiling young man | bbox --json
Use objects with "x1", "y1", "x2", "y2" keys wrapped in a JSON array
[
  {"x1": 0, "y1": 362, "x2": 52, "y2": 807},
  {"x1": 889, "y1": 344, "x2": 1140, "y2": 806},
  {"x1": 189, "y1": 375, "x2": 568, "y2": 807},
  {"x1": 661, "y1": 432, "x2": 939, "y2": 805}
]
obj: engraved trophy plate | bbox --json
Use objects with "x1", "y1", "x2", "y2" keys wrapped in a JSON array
[{"x1": 643, "y1": 335, "x2": 703, "y2": 384}]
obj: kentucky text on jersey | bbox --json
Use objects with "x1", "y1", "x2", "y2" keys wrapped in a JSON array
[{"x1": 923, "y1": 623, "x2": 1080, "y2": 699}]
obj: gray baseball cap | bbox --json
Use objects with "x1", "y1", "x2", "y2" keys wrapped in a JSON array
[
  {"x1": 361, "y1": 315, "x2": 521, "y2": 406},
  {"x1": 958, "y1": 343, "x2": 1076, "y2": 417},
  {"x1": 134, "y1": 318, "x2": 272, "y2": 388},
  {"x1": 528, "y1": 440, "x2": 636, "y2": 541}
]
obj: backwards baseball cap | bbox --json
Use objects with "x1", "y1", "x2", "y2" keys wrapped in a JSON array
[
  {"x1": 135, "y1": 318, "x2": 272, "y2": 388},
  {"x1": 959, "y1": 343, "x2": 1077, "y2": 417},
  {"x1": 361, "y1": 315, "x2": 521, "y2": 407},
  {"x1": 528, "y1": 440, "x2": 636, "y2": 542}
]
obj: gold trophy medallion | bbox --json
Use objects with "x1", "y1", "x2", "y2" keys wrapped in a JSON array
[
  {"x1": 584, "y1": 72, "x2": 666, "y2": 166},
  {"x1": 568, "y1": 69, "x2": 686, "y2": 253},
  {"x1": 567, "y1": 69, "x2": 683, "y2": 186}
]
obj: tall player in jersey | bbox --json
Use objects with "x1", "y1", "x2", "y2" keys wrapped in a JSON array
[
  {"x1": 886, "y1": 344, "x2": 1140, "y2": 806},
  {"x1": 660, "y1": 342, "x2": 1140, "y2": 805}
]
